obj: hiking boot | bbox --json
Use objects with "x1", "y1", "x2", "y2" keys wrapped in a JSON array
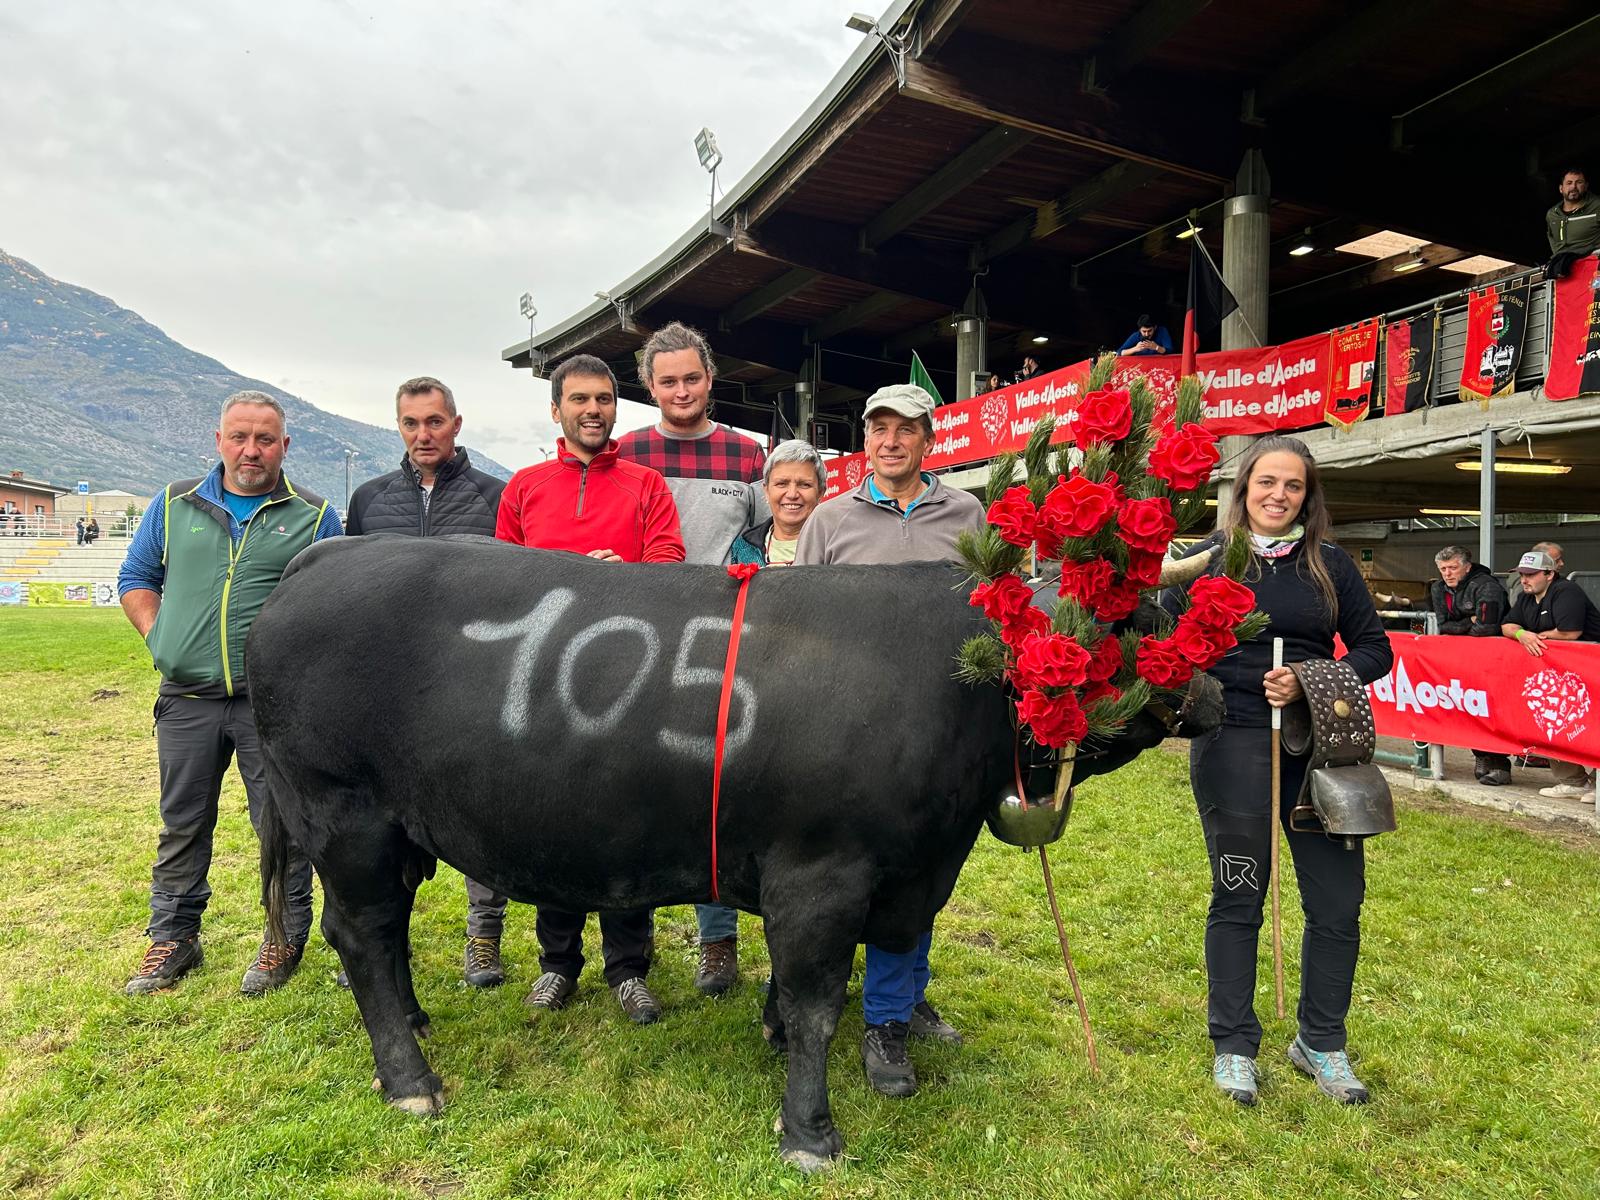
[
  {"x1": 1478, "y1": 770, "x2": 1511, "y2": 786},
  {"x1": 861, "y1": 1021, "x2": 917, "y2": 1097},
  {"x1": 524, "y1": 971, "x2": 576, "y2": 1011},
  {"x1": 240, "y1": 939, "x2": 304, "y2": 997},
  {"x1": 464, "y1": 936, "x2": 505, "y2": 988},
  {"x1": 612, "y1": 977, "x2": 662, "y2": 1025},
  {"x1": 908, "y1": 1000, "x2": 963, "y2": 1045},
  {"x1": 694, "y1": 937, "x2": 737, "y2": 996},
  {"x1": 1212, "y1": 1053, "x2": 1259, "y2": 1105},
  {"x1": 125, "y1": 937, "x2": 203, "y2": 995},
  {"x1": 1288, "y1": 1036, "x2": 1369, "y2": 1104}
]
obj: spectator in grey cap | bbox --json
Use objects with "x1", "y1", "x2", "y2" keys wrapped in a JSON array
[{"x1": 794, "y1": 382, "x2": 984, "y2": 1100}]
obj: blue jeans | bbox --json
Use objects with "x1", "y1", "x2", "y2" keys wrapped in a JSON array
[
  {"x1": 863, "y1": 930, "x2": 933, "y2": 1026},
  {"x1": 696, "y1": 903, "x2": 738, "y2": 943}
]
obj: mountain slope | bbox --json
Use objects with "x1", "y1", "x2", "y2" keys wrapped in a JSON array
[{"x1": 0, "y1": 250, "x2": 507, "y2": 501}]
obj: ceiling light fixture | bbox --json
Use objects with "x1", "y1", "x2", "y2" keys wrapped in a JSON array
[
  {"x1": 1392, "y1": 249, "x2": 1427, "y2": 273},
  {"x1": 1031, "y1": 335, "x2": 1049, "y2": 344},
  {"x1": 1289, "y1": 229, "x2": 1315, "y2": 257},
  {"x1": 1420, "y1": 508, "x2": 1481, "y2": 516},
  {"x1": 1453, "y1": 460, "x2": 1572, "y2": 475}
]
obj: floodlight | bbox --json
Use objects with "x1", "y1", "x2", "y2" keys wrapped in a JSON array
[
  {"x1": 1392, "y1": 249, "x2": 1427, "y2": 273},
  {"x1": 1176, "y1": 224, "x2": 1201, "y2": 240},
  {"x1": 519, "y1": 292, "x2": 537, "y2": 320},
  {"x1": 846, "y1": 13, "x2": 876, "y2": 34},
  {"x1": 694, "y1": 127, "x2": 722, "y2": 173},
  {"x1": 1031, "y1": 335, "x2": 1049, "y2": 344},
  {"x1": 1289, "y1": 242, "x2": 1315, "y2": 257}
]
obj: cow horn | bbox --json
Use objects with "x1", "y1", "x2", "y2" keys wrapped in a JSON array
[{"x1": 1158, "y1": 547, "x2": 1215, "y2": 587}]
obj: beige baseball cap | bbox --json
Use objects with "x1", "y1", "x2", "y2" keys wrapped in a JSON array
[{"x1": 862, "y1": 383, "x2": 937, "y2": 423}]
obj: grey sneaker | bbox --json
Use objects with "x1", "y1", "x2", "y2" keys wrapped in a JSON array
[
  {"x1": 240, "y1": 939, "x2": 304, "y2": 997},
  {"x1": 464, "y1": 936, "x2": 505, "y2": 988},
  {"x1": 1288, "y1": 1036, "x2": 1369, "y2": 1104},
  {"x1": 908, "y1": 1000, "x2": 963, "y2": 1044},
  {"x1": 524, "y1": 971, "x2": 576, "y2": 1011},
  {"x1": 612, "y1": 977, "x2": 662, "y2": 1025},
  {"x1": 125, "y1": 937, "x2": 202, "y2": 995},
  {"x1": 1212, "y1": 1053, "x2": 1259, "y2": 1105},
  {"x1": 862, "y1": 1021, "x2": 917, "y2": 1097}
]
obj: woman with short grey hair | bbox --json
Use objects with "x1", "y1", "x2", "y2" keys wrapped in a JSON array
[{"x1": 730, "y1": 439, "x2": 827, "y2": 565}]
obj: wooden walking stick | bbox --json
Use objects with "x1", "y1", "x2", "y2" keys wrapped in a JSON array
[
  {"x1": 1038, "y1": 843, "x2": 1099, "y2": 1074},
  {"x1": 1269, "y1": 636, "x2": 1286, "y2": 1020}
]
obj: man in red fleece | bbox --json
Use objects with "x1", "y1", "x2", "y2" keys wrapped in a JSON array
[{"x1": 493, "y1": 353, "x2": 685, "y2": 1024}]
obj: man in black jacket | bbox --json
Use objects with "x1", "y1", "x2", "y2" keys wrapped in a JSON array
[
  {"x1": 1429, "y1": 546, "x2": 1511, "y2": 784},
  {"x1": 344, "y1": 376, "x2": 513, "y2": 984}
]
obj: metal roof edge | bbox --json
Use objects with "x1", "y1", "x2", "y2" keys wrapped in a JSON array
[{"x1": 502, "y1": 0, "x2": 921, "y2": 364}]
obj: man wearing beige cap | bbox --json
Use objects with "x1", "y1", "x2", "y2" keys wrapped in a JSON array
[
  {"x1": 795, "y1": 383, "x2": 984, "y2": 1098},
  {"x1": 795, "y1": 384, "x2": 983, "y2": 566},
  {"x1": 1503, "y1": 549, "x2": 1600, "y2": 801}
]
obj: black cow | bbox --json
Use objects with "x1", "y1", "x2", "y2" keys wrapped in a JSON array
[{"x1": 249, "y1": 536, "x2": 1218, "y2": 1171}]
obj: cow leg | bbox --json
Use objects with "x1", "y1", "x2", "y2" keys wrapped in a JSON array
[
  {"x1": 764, "y1": 877, "x2": 863, "y2": 1172},
  {"x1": 318, "y1": 828, "x2": 443, "y2": 1116}
]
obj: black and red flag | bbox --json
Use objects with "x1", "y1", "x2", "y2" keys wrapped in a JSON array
[
  {"x1": 1546, "y1": 255, "x2": 1600, "y2": 401},
  {"x1": 1382, "y1": 310, "x2": 1438, "y2": 414},
  {"x1": 1459, "y1": 280, "x2": 1530, "y2": 405},
  {"x1": 1181, "y1": 237, "x2": 1240, "y2": 376}
]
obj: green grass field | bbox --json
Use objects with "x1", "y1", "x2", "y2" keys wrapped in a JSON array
[{"x1": 1, "y1": 608, "x2": 1598, "y2": 1199}]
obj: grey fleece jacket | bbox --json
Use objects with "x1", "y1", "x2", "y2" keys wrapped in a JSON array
[{"x1": 794, "y1": 474, "x2": 984, "y2": 565}]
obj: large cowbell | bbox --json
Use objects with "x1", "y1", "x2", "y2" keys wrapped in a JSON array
[
  {"x1": 988, "y1": 753, "x2": 1075, "y2": 849},
  {"x1": 1281, "y1": 658, "x2": 1397, "y2": 845}
]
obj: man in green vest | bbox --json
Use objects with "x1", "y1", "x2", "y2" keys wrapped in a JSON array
[{"x1": 118, "y1": 390, "x2": 343, "y2": 996}]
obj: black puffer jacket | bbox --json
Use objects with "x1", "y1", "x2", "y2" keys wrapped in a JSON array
[
  {"x1": 345, "y1": 450, "x2": 505, "y2": 537},
  {"x1": 1428, "y1": 561, "x2": 1505, "y2": 635}
]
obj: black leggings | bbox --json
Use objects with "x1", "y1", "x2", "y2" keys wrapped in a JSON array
[{"x1": 1190, "y1": 724, "x2": 1366, "y2": 1057}]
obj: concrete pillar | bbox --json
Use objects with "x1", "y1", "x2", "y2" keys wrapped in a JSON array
[
  {"x1": 795, "y1": 357, "x2": 817, "y2": 447},
  {"x1": 1478, "y1": 427, "x2": 1496, "y2": 571},
  {"x1": 1217, "y1": 149, "x2": 1271, "y2": 515},
  {"x1": 955, "y1": 284, "x2": 988, "y2": 402}
]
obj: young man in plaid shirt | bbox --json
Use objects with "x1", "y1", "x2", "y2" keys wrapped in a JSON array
[{"x1": 615, "y1": 320, "x2": 767, "y2": 997}]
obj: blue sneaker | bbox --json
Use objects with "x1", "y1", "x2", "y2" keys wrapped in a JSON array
[
  {"x1": 1212, "y1": 1053, "x2": 1258, "y2": 1105},
  {"x1": 1288, "y1": 1036, "x2": 1369, "y2": 1104}
]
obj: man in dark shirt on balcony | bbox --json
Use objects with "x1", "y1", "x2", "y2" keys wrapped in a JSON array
[{"x1": 1546, "y1": 169, "x2": 1600, "y2": 280}]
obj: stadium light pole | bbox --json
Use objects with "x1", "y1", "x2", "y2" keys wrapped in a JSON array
[
  {"x1": 695, "y1": 128, "x2": 732, "y2": 240},
  {"x1": 343, "y1": 449, "x2": 357, "y2": 513},
  {"x1": 519, "y1": 291, "x2": 542, "y2": 374},
  {"x1": 844, "y1": 12, "x2": 917, "y2": 86}
]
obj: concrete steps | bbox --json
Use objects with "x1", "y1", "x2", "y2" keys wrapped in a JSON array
[{"x1": 0, "y1": 538, "x2": 130, "y2": 584}]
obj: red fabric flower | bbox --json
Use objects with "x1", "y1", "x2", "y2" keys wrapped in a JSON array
[
  {"x1": 1067, "y1": 388, "x2": 1133, "y2": 447},
  {"x1": 1039, "y1": 473, "x2": 1118, "y2": 541},
  {"x1": 1123, "y1": 548, "x2": 1165, "y2": 588},
  {"x1": 969, "y1": 573, "x2": 1034, "y2": 626},
  {"x1": 1002, "y1": 605, "x2": 1053, "y2": 643},
  {"x1": 1116, "y1": 496, "x2": 1177, "y2": 555},
  {"x1": 1148, "y1": 424, "x2": 1221, "y2": 492},
  {"x1": 1135, "y1": 637, "x2": 1195, "y2": 689},
  {"x1": 1081, "y1": 680, "x2": 1122, "y2": 710},
  {"x1": 1016, "y1": 688, "x2": 1088, "y2": 749},
  {"x1": 1057, "y1": 557, "x2": 1116, "y2": 606},
  {"x1": 1170, "y1": 616, "x2": 1235, "y2": 670},
  {"x1": 1186, "y1": 574, "x2": 1257, "y2": 630},
  {"x1": 1085, "y1": 634, "x2": 1125, "y2": 683},
  {"x1": 1090, "y1": 577, "x2": 1142, "y2": 622},
  {"x1": 1011, "y1": 632, "x2": 1092, "y2": 690},
  {"x1": 986, "y1": 485, "x2": 1037, "y2": 548},
  {"x1": 727, "y1": 562, "x2": 761, "y2": 581}
]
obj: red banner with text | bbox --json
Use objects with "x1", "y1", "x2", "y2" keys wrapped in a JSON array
[
  {"x1": 823, "y1": 335, "x2": 1334, "y2": 495},
  {"x1": 1367, "y1": 633, "x2": 1600, "y2": 769}
]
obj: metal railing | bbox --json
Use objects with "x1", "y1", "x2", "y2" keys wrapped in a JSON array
[
  {"x1": 0, "y1": 514, "x2": 141, "y2": 540},
  {"x1": 1372, "y1": 608, "x2": 1446, "y2": 780}
]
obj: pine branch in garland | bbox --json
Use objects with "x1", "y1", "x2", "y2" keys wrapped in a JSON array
[
  {"x1": 1174, "y1": 374, "x2": 1205, "y2": 428},
  {"x1": 954, "y1": 632, "x2": 1008, "y2": 686},
  {"x1": 1223, "y1": 526, "x2": 1253, "y2": 580},
  {"x1": 1051, "y1": 596, "x2": 1098, "y2": 644},
  {"x1": 1088, "y1": 351, "x2": 1117, "y2": 390},
  {"x1": 1021, "y1": 417, "x2": 1056, "y2": 483},
  {"x1": 1233, "y1": 611, "x2": 1271, "y2": 644},
  {"x1": 984, "y1": 453, "x2": 1021, "y2": 507},
  {"x1": 1084, "y1": 678, "x2": 1152, "y2": 740},
  {"x1": 957, "y1": 526, "x2": 1026, "y2": 583}
]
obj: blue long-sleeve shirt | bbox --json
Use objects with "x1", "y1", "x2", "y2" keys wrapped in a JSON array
[
  {"x1": 1118, "y1": 326, "x2": 1173, "y2": 355},
  {"x1": 118, "y1": 465, "x2": 343, "y2": 597}
]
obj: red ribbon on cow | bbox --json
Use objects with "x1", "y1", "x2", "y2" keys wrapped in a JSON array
[{"x1": 710, "y1": 564, "x2": 761, "y2": 899}]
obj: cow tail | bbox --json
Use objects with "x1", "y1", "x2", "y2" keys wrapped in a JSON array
[{"x1": 259, "y1": 760, "x2": 292, "y2": 951}]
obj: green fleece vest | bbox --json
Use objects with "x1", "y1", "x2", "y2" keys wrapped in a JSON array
[{"x1": 146, "y1": 476, "x2": 327, "y2": 694}]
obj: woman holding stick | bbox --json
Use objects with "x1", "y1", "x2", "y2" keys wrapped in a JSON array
[{"x1": 1170, "y1": 436, "x2": 1392, "y2": 1107}]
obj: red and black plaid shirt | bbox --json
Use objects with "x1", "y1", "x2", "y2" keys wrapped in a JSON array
[{"x1": 614, "y1": 424, "x2": 765, "y2": 483}]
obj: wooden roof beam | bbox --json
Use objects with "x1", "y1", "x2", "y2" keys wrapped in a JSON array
[
  {"x1": 860, "y1": 124, "x2": 1036, "y2": 248},
  {"x1": 1082, "y1": 0, "x2": 1214, "y2": 94},
  {"x1": 972, "y1": 159, "x2": 1164, "y2": 267},
  {"x1": 719, "y1": 268, "x2": 820, "y2": 330},
  {"x1": 805, "y1": 290, "x2": 906, "y2": 345}
]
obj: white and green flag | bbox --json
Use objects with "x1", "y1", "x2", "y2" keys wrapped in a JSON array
[{"x1": 909, "y1": 351, "x2": 946, "y2": 408}]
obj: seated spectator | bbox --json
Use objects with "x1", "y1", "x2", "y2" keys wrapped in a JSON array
[
  {"x1": 1430, "y1": 546, "x2": 1510, "y2": 784},
  {"x1": 85, "y1": 518, "x2": 100, "y2": 545},
  {"x1": 1546, "y1": 169, "x2": 1600, "y2": 281},
  {"x1": 984, "y1": 373, "x2": 1002, "y2": 394},
  {"x1": 1118, "y1": 314, "x2": 1173, "y2": 357},
  {"x1": 1505, "y1": 539, "x2": 1565, "y2": 597},
  {"x1": 1502, "y1": 550, "x2": 1600, "y2": 802}
]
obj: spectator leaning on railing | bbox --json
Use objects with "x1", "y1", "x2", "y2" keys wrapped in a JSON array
[
  {"x1": 1429, "y1": 546, "x2": 1511, "y2": 785},
  {"x1": 1502, "y1": 550, "x2": 1600, "y2": 802},
  {"x1": 1546, "y1": 168, "x2": 1600, "y2": 281}
]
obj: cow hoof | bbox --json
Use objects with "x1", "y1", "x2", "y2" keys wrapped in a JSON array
[
  {"x1": 779, "y1": 1148, "x2": 836, "y2": 1174},
  {"x1": 408, "y1": 1015, "x2": 433, "y2": 1040},
  {"x1": 388, "y1": 1091, "x2": 445, "y2": 1118},
  {"x1": 761, "y1": 1022, "x2": 788, "y2": 1054}
]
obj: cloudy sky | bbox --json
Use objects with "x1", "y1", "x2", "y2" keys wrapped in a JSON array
[{"x1": 0, "y1": 1, "x2": 873, "y2": 468}]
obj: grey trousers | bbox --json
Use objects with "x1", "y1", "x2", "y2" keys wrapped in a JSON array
[
  {"x1": 465, "y1": 877, "x2": 508, "y2": 939},
  {"x1": 147, "y1": 692, "x2": 313, "y2": 946}
]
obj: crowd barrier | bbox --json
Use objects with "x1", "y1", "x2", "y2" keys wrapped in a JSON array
[{"x1": 1368, "y1": 632, "x2": 1600, "y2": 770}]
